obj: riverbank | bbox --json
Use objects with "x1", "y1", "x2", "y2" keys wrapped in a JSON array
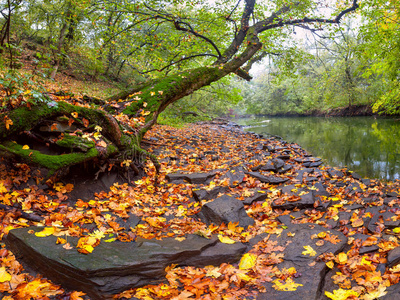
[
  {"x1": 2, "y1": 121, "x2": 400, "y2": 299},
  {"x1": 236, "y1": 104, "x2": 390, "y2": 118}
]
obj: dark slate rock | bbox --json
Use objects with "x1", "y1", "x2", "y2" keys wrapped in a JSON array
[
  {"x1": 387, "y1": 246, "x2": 400, "y2": 268},
  {"x1": 243, "y1": 190, "x2": 268, "y2": 205},
  {"x1": 350, "y1": 234, "x2": 380, "y2": 254},
  {"x1": 192, "y1": 186, "x2": 228, "y2": 202},
  {"x1": 311, "y1": 182, "x2": 331, "y2": 197},
  {"x1": 327, "y1": 169, "x2": 344, "y2": 178},
  {"x1": 344, "y1": 182, "x2": 364, "y2": 196},
  {"x1": 165, "y1": 172, "x2": 215, "y2": 184},
  {"x1": 384, "y1": 197, "x2": 399, "y2": 206},
  {"x1": 294, "y1": 157, "x2": 321, "y2": 164},
  {"x1": 381, "y1": 282, "x2": 400, "y2": 299},
  {"x1": 198, "y1": 195, "x2": 255, "y2": 228},
  {"x1": 220, "y1": 166, "x2": 246, "y2": 186},
  {"x1": 295, "y1": 168, "x2": 314, "y2": 182},
  {"x1": 349, "y1": 172, "x2": 362, "y2": 180},
  {"x1": 386, "y1": 191, "x2": 400, "y2": 198},
  {"x1": 361, "y1": 178, "x2": 372, "y2": 186},
  {"x1": 255, "y1": 158, "x2": 285, "y2": 172},
  {"x1": 257, "y1": 224, "x2": 347, "y2": 300},
  {"x1": 246, "y1": 172, "x2": 289, "y2": 184},
  {"x1": 367, "y1": 206, "x2": 400, "y2": 233},
  {"x1": 276, "y1": 154, "x2": 290, "y2": 160},
  {"x1": 309, "y1": 161, "x2": 323, "y2": 167},
  {"x1": 6, "y1": 228, "x2": 246, "y2": 300},
  {"x1": 278, "y1": 164, "x2": 293, "y2": 174},
  {"x1": 272, "y1": 192, "x2": 316, "y2": 210}
]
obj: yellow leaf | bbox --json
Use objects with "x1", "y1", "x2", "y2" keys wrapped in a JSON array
[
  {"x1": 158, "y1": 91, "x2": 163, "y2": 95},
  {"x1": 393, "y1": 227, "x2": 400, "y2": 234},
  {"x1": 4, "y1": 116, "x2": 13, "y2": 130},
  {"x1": 24, "y1": 90, "x2": 31, "y2": 95},
  {"x1": 325, "y1": 289, "x2": 359, "y2": 300},
  {"x1": 0, "y1": 267, "x2": 12, "y2": 283},
  {"x1": 56, "y1": 237, "x2": 66, "y2": 244},
  {"x1": 93, "y1": 131, "x2": 101, "y2": 140},
  {"x1": 239, "y1": 253, "x2": 257, "y2": 270},
  {"x1": 89, "y1": 230, "x2": 105, "y2": 240},
  {"x1": 337, "y1": 252, "x2": 348, "y2": 264},
  {"x1": 326, "y1": 261, "x2": 335, "y2": 269},
  {"x1": 218, "y1": 235, "x2": 236, "y2": 244},
  {"x1": 272, "y1": 278, "x2": 303, "y2": 291},
  {"x1": 78, "y1": 244, "x2": 94, "y2": 254},
  {"x1": 150, "y1": 91, "x2": 155, "y2": 96},
  {"x1": 71, "y1": 112, "x2": 78, "y2": 118},
  {"x1": 22, "y1": 145, "x2": 30, "y2": 150},
  {"x1": 104, "y1": 238, "x2": 117, "y2": 242},
  {"x1": 95, "y1": 125, "x2": 102, "y2": 132},
  {"x1": 302, "y1": 245, "x2": 317, "y2": 256},
  {"x1": 35, "y1": 227, "x2": 56, "y2": 237},
  {"x1": 0, "y1": 183, "x2": 7, "y2": 193}
]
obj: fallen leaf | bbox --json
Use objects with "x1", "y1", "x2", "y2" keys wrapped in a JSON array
[
  {"x1": 239, "y1": 253, "x2": 257, "y2": 270},
  {"x1": 325, "y1": 288, "x2": 359, "y2": 300},
  {"x1": 302, "y1": 245, "x2": 317, "y2": 256},
  {"x1": 218, "y1": 235, "x2": 236, "y2": 244},
  {"x1": 337, "y1": 252, "x2": 348, "y2": 264},
  {"x1": 35, "y1": 227, "x2": 55, "y2": 237},
  {"x1": 273, "y1": 278, "x2": 303, "y2": 291},
  {"x1": 0, "y1": 267, "x2": 12, "y2": 283}
]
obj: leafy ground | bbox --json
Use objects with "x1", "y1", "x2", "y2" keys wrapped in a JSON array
[{"x1": 1, "y1": 94, "x2": 400, "y2": 299}]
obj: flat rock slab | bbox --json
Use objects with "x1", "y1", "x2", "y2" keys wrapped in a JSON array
[
  {"x1": 246, "y1": 171, "x2": 289, "y2": 184},
  {"x1": 257, "y1": 223, "x2": 347, "y2": 300},
  {"x1": 6, "y1": 228, "x2": 246, "y2": 299},
  {"x1": 165, "y1": 172, "x2": 215, "y2": 184}
]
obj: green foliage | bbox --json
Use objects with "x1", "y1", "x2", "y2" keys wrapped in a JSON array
[
  {"x1": 0, "y1": 70, "x2": 49, "y2": 110},
  {"x1": 357, "y1": 0, "x2": 400, "y2": 114}
]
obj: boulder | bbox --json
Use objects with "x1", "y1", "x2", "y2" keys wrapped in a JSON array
[{"x1": 198, "y1": 195, "x2": 255, "y2": 228}]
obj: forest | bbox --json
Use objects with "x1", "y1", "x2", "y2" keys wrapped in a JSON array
[{"x1": 1, "y1": 0, "x2": 400, "y2": 300}]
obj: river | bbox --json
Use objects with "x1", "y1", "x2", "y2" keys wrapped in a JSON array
[{"x1": 236, "y1": 116, "x2": 400, "y2": 181}]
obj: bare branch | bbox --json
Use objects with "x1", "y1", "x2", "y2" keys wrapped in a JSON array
[{"x1": 173, "y1": 20, "x2": 222, "y2": 58}]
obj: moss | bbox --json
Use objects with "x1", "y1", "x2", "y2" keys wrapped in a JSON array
[
  {"x1": 106, "y1": 144, "x2": 118, "y2": 156},
  {"x1": 0, "y1": 141, "x2": 99, "y2": 171},
  {"x1": 56, "y1": 134, "x2": 95, "y2": 152}
]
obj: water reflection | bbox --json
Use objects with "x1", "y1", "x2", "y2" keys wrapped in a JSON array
[{"x1": 237, "y1": 117, "x2": 400, "y2": 181}]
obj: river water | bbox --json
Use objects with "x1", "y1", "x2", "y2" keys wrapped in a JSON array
[{"x1": 236, "y1": 116, "x2": 400, "y2": 181}]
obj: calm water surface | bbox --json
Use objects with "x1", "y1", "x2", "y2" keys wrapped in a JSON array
[{"x1": 237, "y1": 117, "x2": 400, "y2": 181}]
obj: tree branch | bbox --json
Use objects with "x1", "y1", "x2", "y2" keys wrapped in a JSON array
[{"x1": 173, "y1": 20, "x2": 222, "y2": 58}]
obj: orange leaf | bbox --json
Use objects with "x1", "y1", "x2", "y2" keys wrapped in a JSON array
[
  {"x1": 4, "y1": 116, "x2": 13, "y2": 130},
  {"x1": 70, "y1": 291, "x2": 86, "y2": 300},
  {"x1": 82, "y1": 118, "x2": 89, "y2": 127}
]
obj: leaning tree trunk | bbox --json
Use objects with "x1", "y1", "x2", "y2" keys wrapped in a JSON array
[{"x1": 0, "y1": 41, "x2": 258, "y2": 179}]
